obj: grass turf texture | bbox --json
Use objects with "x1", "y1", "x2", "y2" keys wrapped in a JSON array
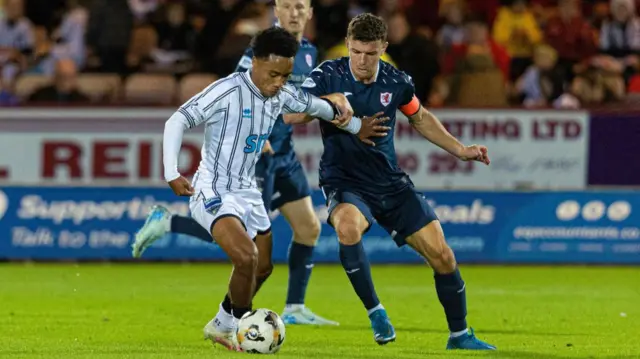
[{"x1": 1, "y1": 263, "x2": 638, "y2": 359}]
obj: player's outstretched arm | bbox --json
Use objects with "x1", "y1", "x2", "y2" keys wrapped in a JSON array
[
  {"x1": 283, "y1": 93, "x2": 356, "y2": 126},
  {"x1": 318, "y1": 93, "x2": 353, "y2": 127},
  {"x1": 163, "y1": 112, "x2": 195, "y2": 196},
  {"x1": 283, "y1": 97, "x2": 390, "y2": 145},
  {"x1": 304, "y1": 92, "x2": 360, "y2": 133},
  {"x1": 281, "y1": 85, "x2": 362, "y2": 134},
  {"x1": 283, "y1": 83, "x2": 388, "y2": 142},
  {"x1": 409, "y1": 107, "x2": 490, "y2": 165},
  {"x1": 282, "y1": 113, "x2": 314, "y2": 125},
  {"x1": 283, "y1": 94, "x2": 353, "y2": 125}
]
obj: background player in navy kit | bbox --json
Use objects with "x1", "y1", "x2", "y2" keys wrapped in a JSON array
[
  {"x1": 235, "y1": 0, "x2": 338, "y2": 326},
  {"x1": 299, "y1": 13, "x2": 497, "y2": 349}
]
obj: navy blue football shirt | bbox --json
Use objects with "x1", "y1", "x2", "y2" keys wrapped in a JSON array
[
  {"x1": 301, "y1": 57, "x2": 421, "y2": 194},
  {"x1": 235, "y1": 38, "x2": 318, "y2": 155}
]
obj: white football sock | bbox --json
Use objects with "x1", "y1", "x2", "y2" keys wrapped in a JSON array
[
  {"x1": 212, "y1": 303, "x2": 237, "y2": 332},
  {"x1": 366, "y1": 304, "x2": 384, "y2": 316},
  {"x1": 450, "y1": 328, "x2": 468, "y2": 338},
  {"x1": 284, "y1": 304, "x2": 305, "y2": 312}
]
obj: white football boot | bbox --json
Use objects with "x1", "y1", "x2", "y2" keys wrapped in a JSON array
[
  {"x1": 282, "y1": 305, "x2": 339, "y2": 326},
  {"x1": 131, "y1": 205, "x2": 171, "y2": 258},
  {"x1": 203, "y1": 317, "x2": 240, "y2": 352}
]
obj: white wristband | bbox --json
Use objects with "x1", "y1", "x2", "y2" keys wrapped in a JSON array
[{"x1": 342, "y1": 117, "x2": 361, "y2": 135}]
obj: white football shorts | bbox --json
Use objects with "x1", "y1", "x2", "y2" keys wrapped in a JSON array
[{"x1": 189, "y1": 188, "x2": 271, "y2": 240}]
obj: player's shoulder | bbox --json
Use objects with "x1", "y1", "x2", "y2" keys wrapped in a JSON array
[
  {"x1": 302, "y1": 58, "x2": 349, "y2": 91},
  {"x1": 313, "y1": 57, "x2": 349, "y2": 76},
  {"x1": 187, "y1": 72, "x2": 243, "y2": 106},
  {"x1": 379, "y1": 60, "x2": 414, "y2": 86},
  {"x1": 213, "y1": 72, "x2": 244, "y2": 90}
]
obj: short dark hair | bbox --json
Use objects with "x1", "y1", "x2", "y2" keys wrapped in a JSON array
[
  {"x1": 251, "y1": 26, "x2": 299, "y2": 59},
  {"x1": 347, "y1": 13, "x2": 387, "y2": 42}
]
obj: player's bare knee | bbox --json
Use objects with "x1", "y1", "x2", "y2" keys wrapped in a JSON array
[
  {"x1": 233, "y1": 242, "x2": 259, "y2": 273},
  {"x1": 335, "y1": 221, "x2": 362, "y2": 245},
  {"x1": 431, "y1": 245, "x2": 457, "y2": 274},
  {"x1": 307, "y1": 216, "x2": 321, "y2": 241},
  {"x1": 293, "y1": 216, "x2": 321, "y2": 246}
]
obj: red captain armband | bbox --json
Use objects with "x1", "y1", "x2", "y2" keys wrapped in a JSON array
[{"x1": 399, "y1": 95, "x2": 421, "y2": 117}]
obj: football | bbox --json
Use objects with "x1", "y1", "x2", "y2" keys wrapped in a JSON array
[{"x1": 235, "y1": 308, "x2": 286, "y2": 354}]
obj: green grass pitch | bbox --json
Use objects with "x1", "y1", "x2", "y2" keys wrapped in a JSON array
[{"x1": 1, "y1": 263, "x2": 639, "y2": 359}]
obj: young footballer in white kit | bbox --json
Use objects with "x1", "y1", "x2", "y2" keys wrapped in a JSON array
[{"x1": 131, "y1": 26, "x2": 389, "y2": 351}]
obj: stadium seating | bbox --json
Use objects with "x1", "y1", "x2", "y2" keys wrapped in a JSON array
[
  {"x1": 14, "y1": 75, "x2": 52, "y2": 99},
  {"x1": 123, "y1": 74, "x2": 177, "y2": 105},
  {"x1": 76, "y1": 73, "x2": 123, "y2": 103},
  {"x1": 177, "y1": 73, "x2": 219, "y2": 104}
]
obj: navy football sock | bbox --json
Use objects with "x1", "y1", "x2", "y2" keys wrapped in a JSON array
[
  {"x1": 232, "y1": 306, "x2": 251, "y2": 320},
  {"x1": 339, "y1": 242, "x2": 380, "y2": 311},
  {"x1": 286, "y1": 241, "x2": 314, "y2": 305},
  {"x1": 434, "y1": 267, "x2": 468, "y2": 333},
  {"x1": 170, "y1": 216, "x2": 212, "y2": 242},
  {"x1": 222, "y1": 294, "x2": 232, "y2": 315}
]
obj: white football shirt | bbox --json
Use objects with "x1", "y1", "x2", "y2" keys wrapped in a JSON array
[{"x1": 163, "y1": 70, "x2": 352, "y2": 198}]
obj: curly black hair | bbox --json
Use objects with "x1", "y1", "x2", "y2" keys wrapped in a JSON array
[
  {"x1": 347, "y1": 13, "x2": 387, "y2": 42},
  {"x1": 251, "y1": 26, "x2": 300, "y2": 59}
]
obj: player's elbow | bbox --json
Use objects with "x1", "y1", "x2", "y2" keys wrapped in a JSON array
[
  {"x1": 164, "y1": 118, "x2": 174, "y2": 132},
  {"x1": 413, "y1": 113, "x2": 439, "y2": 136}
]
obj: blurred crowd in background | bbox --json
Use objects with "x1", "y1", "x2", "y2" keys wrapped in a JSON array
[{"x1": 1, "y1": 0, "x2": 640, "y2": 109}]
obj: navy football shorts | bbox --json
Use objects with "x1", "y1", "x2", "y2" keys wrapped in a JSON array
[
  {"x1": 322, "y1": 183, "x2": 439, "y2": 247},
  {"x1": 255, "y1": 150, "x2": 312, "y2": 212}
]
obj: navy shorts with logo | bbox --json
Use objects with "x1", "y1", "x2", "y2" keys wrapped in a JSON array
[
  {"x1": 322, "y1": 183, "x2": 439, "y2": 247},
  {"x1": 255, "y1": 150, "x2": 311, "y2": 212}
]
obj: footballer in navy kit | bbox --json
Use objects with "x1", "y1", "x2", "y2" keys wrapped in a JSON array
[
  {"x1": 234, "y1": 0, "x2": 338, "y2": 326},
  {"x1": 300, "y1": 13, "x2": 497, "y2": 350}
]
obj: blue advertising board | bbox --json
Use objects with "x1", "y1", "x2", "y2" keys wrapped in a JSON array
[{"x1": 0, "y1": 187, "x2": 638, "y2": 264}]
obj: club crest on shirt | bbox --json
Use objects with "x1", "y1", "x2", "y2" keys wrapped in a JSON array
[
  {"x1": 380, "y1": 92, "x2": 392, "y2": 107},
  {"x1": 305, "y1": 54, "x2": 313, "y2": 67}
]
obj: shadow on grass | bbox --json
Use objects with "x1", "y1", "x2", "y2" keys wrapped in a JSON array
[{"x1": 314, "y1": 323, "x2": 590, "y2": 338}]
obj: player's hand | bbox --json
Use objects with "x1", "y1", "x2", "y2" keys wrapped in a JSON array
[
  {"x1": 322, "y1": 93, "x2": 354, "y2": 126},
  {"x1": 458, "y1": 145, "x2": 490, "y2": 165},
  {"x1": 261, "y1": 140, "x2": 275, "y2": 155},
  {"x1": 357, "y1": 112, "x2": 391, "y2": 147},
  {"x1": 168, "y1": 176, "x2": 195, "y2": 196}
]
